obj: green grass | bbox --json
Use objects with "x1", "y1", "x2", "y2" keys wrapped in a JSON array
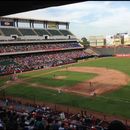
[
  {"x1": 5, "y1": 83, "x2": 130, "y2": 118},
  {"x1": 74, "y1": 57, "x2": 130, "y2": 75},
  {"x1": 26, "y1": 71, "x2": 96, "y2": 87},
  {"x1": 3, "y1": 57, "x2": 130, "y2": 119},
  {"x1": 18, "y1": 67, "x2": 63, "y2": 79}
]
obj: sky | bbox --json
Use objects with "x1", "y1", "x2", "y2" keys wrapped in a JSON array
[{"x1": 5, "y1": 1, "x2": 130, "y2": 39}]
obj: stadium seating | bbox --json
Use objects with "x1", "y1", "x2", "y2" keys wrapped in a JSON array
[
  {"x1": 0, "y1": 42, "x2": 82, "y2": 54},
  {"x1": 0, "y1": 27, "x2": 22, "y2": 36},
  {"x1": 47, "y1": 29, "x2": 62, "y2": 36},
  {"x1": 0, "y1": 20, "x2": 85, "y2": 75},
  {"x1": 0, "y1": 50, "x2": 88, "y2": 75},
  {"x1": 18, "y1": 28, "x2": 37, "y2": 36},
  {"x1": 34, "y1": 29, "x2": 51, "y2": 36},
  {"x1": 59, "y1": 29, "x2": 73, "y2": 36},
  {"x1": 0, "y1": 98, "x2": 128, "y2": 130},
  {"x1": 0, "y1": 27, "x2": 77, "y2": 41},
  {"x1": 85, "y1": 48, "x2": 99, "y2": 56},
  {"x1": 0, "y1": 31, "x2": 3, "y2": 35},
  {"x1": 0, "y1": 25, "x2": 85, "y2": 75}
]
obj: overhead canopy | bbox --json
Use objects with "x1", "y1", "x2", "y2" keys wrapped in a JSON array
[{"x1": 1, "y1": 0, "x2": 86, "y2": 16}]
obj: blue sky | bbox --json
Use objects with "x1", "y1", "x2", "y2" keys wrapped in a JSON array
[{"x1": 5, "y1": 1, "x2": 130, "y2": 39}]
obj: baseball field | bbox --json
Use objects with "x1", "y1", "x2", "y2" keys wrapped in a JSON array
[{"x1": 1, "y1": 57, "x2": 130, "y2": 119}]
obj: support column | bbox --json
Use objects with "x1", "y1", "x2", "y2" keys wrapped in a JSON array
[
  {"x1": 57, "y1": 23, "x2": 59, "y2": 29},
  {"x1": 46, "y1": 22, "x2": 48, "y2": 29},
  {"x1": 66, "y1": 23, "x2": 69, "y2": 29},
  {"x1": 16, "y1": 19, "x2": 18, "y2": 27},
  {"x1": 29, "y1": 20, "x2": 32, "y2": 28},
  {"x1": 32, "y1": 20, "x2": 34, "y2": 28},
  {"x1": 43, "y1": 21, "x2": 46, "y2": 29}
]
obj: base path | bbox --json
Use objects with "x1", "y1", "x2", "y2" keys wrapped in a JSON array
[
  {"x1": 2, "y1": 66, "x2": 130, "y2": 124},
  {"x1": 61, "y1": 67, "x2": 129, "y2": 96},
  {"x1": 12, "y1": 66, "x2": 129, "y2": 97}
]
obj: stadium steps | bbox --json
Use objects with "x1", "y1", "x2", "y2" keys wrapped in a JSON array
[
  {"x1": 32, "y1": 29, "x2": 39, "y2": 36},
  {"x1": 57, "y1": 29, "x2": 64, "y2": 35},
  {"x1": 59, "y1": 29, "x2": 74, "y2": 36},
  {"x1": 18, "y1": 28, "x2": 37, "y2": 36},
  {"x1": 0, "y1": 29, "x2": 4, "y2": 36},
  {"x1": 16, "y1": 28, "x2": 23, "y2": 36},
  {"x1": 34, "y1": 29, "x2": 51, "y2": 36},
  {"x1": 47, "y1": 29, "x2": 63, "y2": 36},
  {"x1": 0, "y1": 27, "x2": 22, "y2": 36}
]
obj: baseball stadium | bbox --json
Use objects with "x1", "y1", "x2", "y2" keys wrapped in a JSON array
[{"x1": 0, "y1": 2, "x2": 130, "y2": 130}]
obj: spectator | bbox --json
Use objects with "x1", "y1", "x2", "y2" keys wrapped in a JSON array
[{"x1": 108, "y1": 120, "x2": 126, "y2": 130}]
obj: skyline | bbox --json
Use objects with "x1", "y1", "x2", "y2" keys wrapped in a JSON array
[{"x1": 5, "y1": 1, "x2": 130, "y2": 39}]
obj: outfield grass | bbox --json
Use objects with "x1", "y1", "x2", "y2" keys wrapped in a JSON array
[
  {"x1": 3, "y1": 57, "x2": 130, "y2": 119},
  {"x1": 5, "y1": 83, "x2": 130, "y2": 118},
  {"x1": 26, "y1": 71, "x2": 96, "y2": 87},
  {"x1": 74, "y1": 57, "x2": 130, "y2": 75}
]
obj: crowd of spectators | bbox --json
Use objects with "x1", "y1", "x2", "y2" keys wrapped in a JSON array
[
  {"x1": 0, "y1": 42, "x2": 81, "y2": 54},
  {"x1": 0, "y1": 50, "x2": 89, "y2": 75},
  {"x1": 0, "y1": 98, "x2": 128, "y2": 130}
]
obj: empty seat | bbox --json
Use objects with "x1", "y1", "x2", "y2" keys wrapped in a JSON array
[
  {"x1": 47, "y1": 29, "x2": 62, "y2": 36},
  {"x1": 19, "y1": 28, "x2": 37, "y2": 36},
  {"x1": 59, "y1": 29, "x2": 73, "y2": 36},
  {"x1": 0, "y1": 27, "x2": 22, "y2": 36},
  {"x1": 34, "y1": 29, "x2": 51, "y2": 36}
]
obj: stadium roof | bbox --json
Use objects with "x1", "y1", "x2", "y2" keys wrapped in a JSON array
[
  {"x1": 1, "y1": 0, "x2": 86, "y2": 16},
  {"x1": 1, "y1": 16, "x2": 69, "y2": 24}
]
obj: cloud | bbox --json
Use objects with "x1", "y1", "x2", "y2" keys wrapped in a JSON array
[
  {"x1": 5, "y1": 1, "x2": 110, "y2": 22},
  {"x1": 5, "y1": 1, "x2": 130, "y2": 38}
]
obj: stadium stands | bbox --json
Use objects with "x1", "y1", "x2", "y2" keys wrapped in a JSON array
[
  {"x1": 0, "y1": 17, "x2": 89, "y2": 75},
  {"x1": 0, "y1": 17, "x2": 130, "y2": 130},
  {"x1": 85, "y1": 48, "x2": 99, "y2": 57},
  {"x1": 34, "y1": 29, "x2": 51, "y2": 36},
  {"x1": 0, "y1": 27, "x2": 22, "y2": 36},
  {"x1": 59, "y1": 29, "x2": 73, "y2": 36},
  {"x1": 0, "y1": 98, "x2": 128, "y2": 130},
  {"x1": 0, "y1": 50, "x2": 89, "y2": 75},
  {"x1": 18, "y1": 28, "x2": 37, "y2": 36},
  {"x1": 47, "y1": 29, "x2": 62, "y2": 36},
  {"x1": 0, "y1": 42, "x2": 82, "y2": 54}
]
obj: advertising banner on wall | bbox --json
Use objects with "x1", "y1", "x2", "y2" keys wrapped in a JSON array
[
  {"x1": 1, "y1": 21, "x2": 14, "y2": 26},
  {"x1": 47, "y1": 22, "x2": 57, "y2": 29}
]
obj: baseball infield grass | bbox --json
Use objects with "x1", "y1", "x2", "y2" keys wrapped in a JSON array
[
  {"x1": 25, "y1": 71, "x2": 96, "y2": 87},
  {"x1": 2, "y1": 57, "x2": 130, "y2": 119}
]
